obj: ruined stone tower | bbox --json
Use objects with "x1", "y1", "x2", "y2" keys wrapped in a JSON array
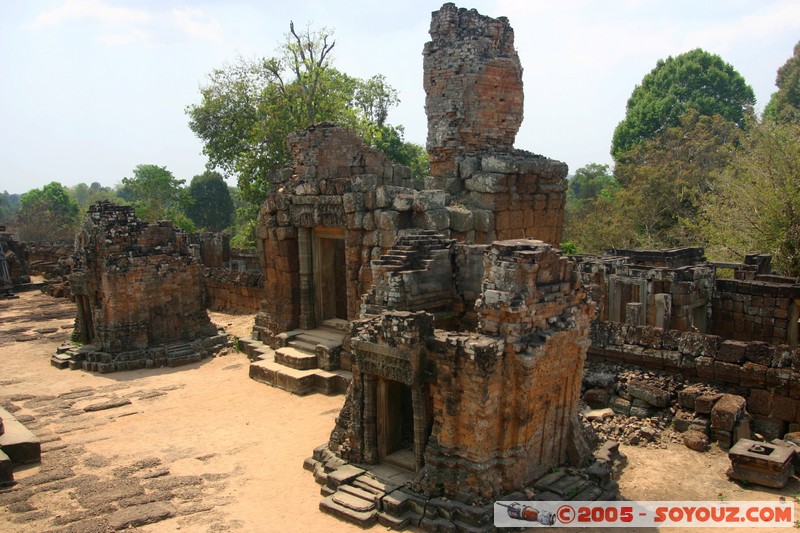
[
  {"x1": 66, "y1": 202, "x2": 225, "y2": 372},
  {"x1": 424, "y1": 3, "x2": 524, "y2": 175}
]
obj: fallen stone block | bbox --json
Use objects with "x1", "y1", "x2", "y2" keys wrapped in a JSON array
[
  {"x1": 626, "y1": 379, "x2": 671, "y2": 407},
  {"x1": 710, "y1": 394, "x2": 746, "y2": 432},
  {"x1": 727, "y1": 439, "x2": 794, "y2": 488},
  {"x1": 694, "y1": 393, "x2": 722, "y2": 415},
  {"x1": 677, "y1": 386, "x2": 705, "y2": 410},
  {"x1": 0, "y1": 407, "x2": 41, "y2": 465},
  {"x1": 683, "y1": 430, "x2": 708, "y2": 452},
  {"x1": 83, "y1": 398, "x2": 132, "y2": 412}
]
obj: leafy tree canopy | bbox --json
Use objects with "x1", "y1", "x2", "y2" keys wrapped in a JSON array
[
  {"x1": 186, "y1": 171, "x2": 234, "y2": 232},
  {"x1": 187, "y1": 22, "x2": 422, "y2": 205},
  {"x1": 764, "y1": 40, "x2": 800, "y2": 123},
  {"x1": 16, "y1": 182, "x2": 80, "y2": 242},
  {"x1": 567, "y1": 163, "x2": 618, "y2": 203},
  {"x1": 565, "y1": 111, "x2": 741, "y2": 252},
  {"x1": 611, "y1": 48, "x2": 755, "y2": 161},
  {"x1": 0, "y1": 191, "x2": 21, "y2": 226},
  {"x1": 697, "y1": 120, "x2": 800, "y2": 275},
  {"x1": 121, "y1": 164, "x2": 193, "y2": 230},
  {"x1": 70, "y1": 182, "x2": 121, "y2": 211}
]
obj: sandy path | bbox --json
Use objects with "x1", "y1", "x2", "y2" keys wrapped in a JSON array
[{"x1": 0, "y1": 291, "x2": 362, "y2": 532}]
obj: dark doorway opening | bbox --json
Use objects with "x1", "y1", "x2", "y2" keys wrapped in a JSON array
[{"x1": 377, "y1": 379, "x2": 416, "y2": 471}]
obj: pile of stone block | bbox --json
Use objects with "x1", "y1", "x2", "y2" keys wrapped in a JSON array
[{"x1": 675, "y1": 387, "x2": 750, "y2": 451}]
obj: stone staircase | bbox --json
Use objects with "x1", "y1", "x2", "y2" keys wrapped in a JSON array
[
  {"x1": 305, "y1": 441, "x2": 626, "y2": 532},
  {"x1": 244, "y1": 319, "x2": 352, "y2": 395}
]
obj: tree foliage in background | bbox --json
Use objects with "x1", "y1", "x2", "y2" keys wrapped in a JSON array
[
  {"x1": 186, "y1": 171, "x2": 234, "y2": 232},
  {"x1": 187, "y1": 23, "x2": 425, "y2": 205},
  {"x1": 15, "y1": 182, "x2": 80, "y2": 242},
  {"x1": 121, "y1": 164, "x2": 194, "y2": 231},
  {"x1": 564, "y1": 111, "x2": 741, "y2": 251},
  {"x1": 567, "y1": 163, "x2": 618, "y2": 203},
  {"x1": 611, "y1": 48, "x2": 754, "y2": 162},
  {"x1": 0, "y1": 191, "x2": 21, "y2": 226},
  {"x1": 228, "y1": 186, "x2": 258, "y2": 249},
  {"x1": 764, "y1": 40, "x2": 800, "y2": 124},
  {"x1": 697, "y1": 120, "x2": 800, "y2": 276},
  {"x1": 70, "y1": 182, "x2": 121, "y2": 211}
]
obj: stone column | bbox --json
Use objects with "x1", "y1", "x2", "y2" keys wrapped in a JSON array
[
  {"x1": 411, "y1": 386, "x2": 427, "y2": 472},
  {"x1": 363, "y1": 375, "x2": 378, "y2": 464},
  {"x1": 298, "y1": 227, "x2": 316, "y2": 330}
]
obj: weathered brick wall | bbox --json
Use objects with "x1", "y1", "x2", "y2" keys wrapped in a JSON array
[
  {"x1": 201, "y1": 267, "x2": 265, "y2": 313},
  {"x1": 447, "y1": 153, "x2": 568, "y2": 245},
  {"x1": 423, "y1": 2, "x2": 523, "y2": 176},
  {"x1": 24, "y1": 242, "x2": 73, "y2": 278},
  {"x1": 1, "y1": 233, "x2": 29, "y2": 284},
  {"x1": 70, "y1": 202, "x2": 218, "y2": 354},
  {"x1": 589, "y1": 320, "x2": 800, "y2": 439},
  {"x1": 711, "y1": 278, "x2": 800, "y2": 346}
]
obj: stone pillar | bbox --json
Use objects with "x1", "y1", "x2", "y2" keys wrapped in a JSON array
[
  {"x1": 411, "y1": 386, "x2": 427, "y2": 472},
  {"x1": 298, "y1": 227, "x2": 316, "y2": 330},
  {"x1": 655, "y1": 293, "x2": 672, "y2": 330},
  {"x1": 625, "y1": 302, "x2": 643, "y2": 326},
  {"x1": 363, "y1": 375, "x2": 378, "y2": 464}
]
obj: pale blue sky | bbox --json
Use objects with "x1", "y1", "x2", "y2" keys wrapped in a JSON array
[{"x1": 1, "y1": 0, "x2": 798, "y2": 194}]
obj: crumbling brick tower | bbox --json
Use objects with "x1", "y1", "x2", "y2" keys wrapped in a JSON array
[
  {"x1": 423, "y1": 2, "x2": 568, "y2": 245},
  {"x1": 68, "y1": 202, "x2": 219, "y2": 368}
]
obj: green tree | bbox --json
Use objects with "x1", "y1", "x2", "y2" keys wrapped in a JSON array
[
  {"x1": 764, "y1": 41, "x2": 800, "y2": 123},
  {"x1": 0, "y1": 191, "x2": 21, "y2": 225},
  {"x1": 187, "y1": 23, "x2": 405, "y2": 205},
  {"x1": 121, "y1": 164, "x2": 191, "y2": 229},
  {"x1": 567, "y1": 163, "x2": 618, "y2": 203},
  {"x1": 70, "y1": 182, "x2": 121, "y2": 211},
  {"x1": 697, "y1": 120, "x2": 800, "y2": 275},
  {"x1": 611, "y1": 48, "x2": 754, "y2": 161},
  {"x1": 186, "y1": 171, "x2": 234, "y2": 232},
  {"x1": 617, "y1": 110, "x2": 741, "y2": 247},
  {"x1": 16, "y1": 182, "x2": 80, "y2": 242}
]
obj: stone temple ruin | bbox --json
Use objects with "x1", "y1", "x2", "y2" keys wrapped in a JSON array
[
  {"x1": 232, "y1": 3, "x2": 622, "y2": 529},
  {"x1": 53, "y1": 202, "x2": 229, "y2": 372},
  {"x1": 8, "y1": 1, "x2": 797, "y2": 530}
]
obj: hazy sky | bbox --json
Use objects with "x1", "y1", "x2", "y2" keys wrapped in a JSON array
[{"x1": 1, "y1": 0, "x2": 798, "y2": 195}]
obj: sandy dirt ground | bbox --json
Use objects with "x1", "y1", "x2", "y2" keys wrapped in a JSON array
[{"x1": 0, "y1": 290, "x2": 798, "y2": 532}]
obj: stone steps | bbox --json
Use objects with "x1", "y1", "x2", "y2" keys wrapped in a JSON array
[
  {"x1": 247, "y1": 324, "x2": 350, "y2": 395},
  {"x1": 319, "y1": 493, "x2": 378, "y2": 527},
  {"x1": 248, "y1": 360, "x2": 351, "y2": 396},
  {"x1": 275, "y1": 346, "x2": 318, "y2": 370},
  {"x1": 0, "y1": 407, "x2": 41, "y2": 467},
  {"x1": 322, "y1": 318, "x2": 349, "y2": 332},
  {"x1": 238, "y1": 338, "x2": 271, "y2": 361}
]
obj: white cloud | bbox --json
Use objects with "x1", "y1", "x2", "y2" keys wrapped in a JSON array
[
  {"x1": 28, "y1": 1, "x2": 223, "y2": 46},
  {"x1": 29, "y1": 0, "x2": 152, "y2": 29},
  {"x1": 682, "y1": 2, "x2": 800, "y2": 52},
  {"x1": 171, "y1": 8, "x2": 223, "y2": 44}
]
